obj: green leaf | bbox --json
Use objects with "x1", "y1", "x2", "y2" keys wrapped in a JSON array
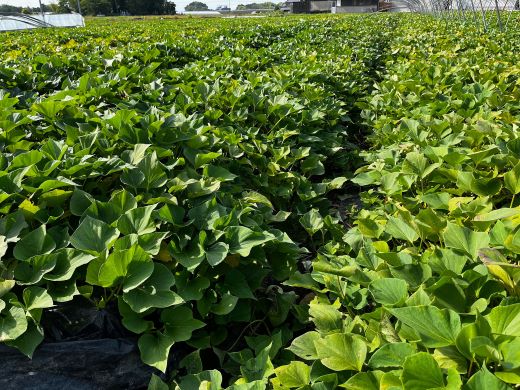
[
  {"x1": 174, "y1": 272, "x2": 210, "y2": 301},
  {"x1": 471, "y1": 176, "x2": 502, "y2": 197},
  {"x1": 0, "y1": 236, "x2": 7, "y2": 260},
  {"x1": 433, "y1": 346, "x2": 468, "y2": 374},
  {"x1": 368, "y1": 342, "x2": 415, "y2": 368},
  {"x1": 117, "y1": 205, "x2": 156, "y2": 235},
  {"x1": 340, "y1": 371, "x2": 383, "y2": 390},
  {"x1": 356, "y1": 217, "x2": 384, "y2": 238},
  {"x1": 314, "y1": 333, "x2": 367, "y2": 372},
  {"x1": 504, "y1": 163, "x2": 520, "y2": 194},
  {"x1": 170, "y1": 234, "x2": 206, "y2": 271},
  {"x1": 179, "y1": 370, "x2": 223, "y2": 390},
  {"x1": 9, "y1": 150, "x2": 43, "y2": 170},
  {"x1": 389, "y1": 306, "x2": 461, "y2": 348},
  {"x1": 312, "y1": 261, "x2": 357, "y2": 278},
  {"x1": 495, "y1": 371, "x2": 520, "y2": 385},
  {"x1": 13, "y1": 225, "x2": 56, "y2": 261},
  {"x1": 455, "y1": 314, "x2": 492, "y2": 360},
  {"x1": 309, "y1": 301, "x2": 343, "y2": 334},
  {"x1": 243, "y1": 191, "x2": 273, "y2": 208},
  {"x1": 148, "y1": 374, "x2": 169, "y2": 390},
  {"x1": 464, "y1": 367, "x2": 510, "y2": 390},
  {"x1": 138, "y1": 232, "x2": 169, "y2": 256},
  {"x1": 14, "y1": 253, "x2": 58, "y2": 285},
  {"x1": 369, "y1": 278, "x2": 408, "y2": 306},
  {"x1": 138, "y1": 331, "x2": 175, "y2": 373},
  {"x1": 470, "y1": 336, "x2": 501, "y2": 361},
  {"x1": 443, "y1": 222, "x2": 490, "y2": 259},
  {"x1": 118, "y1": 299, "x2": 153, "y2": 334},
  {"x1": 501, "y1": 337, "x2": 520, "y2": 370},
  {"x1": 379, "y1": 371, "x2": 403, "y2": 390},
  {"x1": 123, "y1": 263, "x2": 183, "y2": 313},
  {"x1": 246, "y1": 331, "x2": 283, "y2": 358},
  {"x1": 203, "y1": 165, "x2": 237, "y2": 181},
  {"x1": 23, "y1": 286, "x2": 53, "y2": 311},
  {"x1": 226, "y1": 226, "x2": 275, "y2": 257},
  {"x1": 287, "y1": 331, "x2": 321, "y2": 360},
  {"x1": 70, "y1": 216, "x2": 119, "y2": 253},
  {"x1": 123, "y1": 291, "x2": 181, "y2": 315},
  {"x1": 385, "y1": 216, "x2": 418, "y2": 243},
  {"x1": 211, "y1": 293, "x2": 238, "y2": 315},
  {"x1": 158, "y1": 204, "x2": 185, "y2": 225},
  {"x1": 206, "y1": 242, "x2": 229, "y2": 266},
  {"x1": 445, "y1": 368, "x2": 463, "y2": 389},
  {"x1": 401, "y1": 352, "x2": 444, "y2": 390},
  {"x1": 97, "y1": 245, "x2": 152, "y2": 289},
  {"x1": 48, "y1": 279, "x2": 79, "y2": 303},
  {"x1": 473, "y1": 208, "x2": 520, "y2": 222},
  {"x1": 274, "y1": 361, "x2": 310, "y2": 388},
  {"x1": 300, "y1": 209, "x2": 324, "y2": 236},
  {"x1": 121, "y1": 168, "x2": 145, "y2": 188},
  {"x1": 162, "y1": 305, "x2": 205, "y2": 342},
  {"x1": 70, "y1": 189, "x2": 94, "y2": 216},
  {"x1": 123, "y1": 262, "x2": 155, "y2": 293},
  {"x1": 241, "y1": 344, "x2": 274, "y2": 382},
  {"x1": 6, "y1": 322, "x2": 44, "y2": 358},
  {"x1": 138, "y1": 152, "x2": 167, "y2": 190},
  {"x1": 123, "y1": 144, "x2": 151, "y2": 165},
  {"x1": 402, "y1": 152, "x2": 428, "y2": 177},
  {"x1": 0, "y1": 306, "x2": 28, "y2": 342},
  {"x1": 44, "y1": 249, "x2": 95, "y2": 282},
  {"x1": 0, "y1": 211, "x2": 27, "y2": 243},
  {"x1": 179, "y1": 350, "x2": 203, "y2": 375},
  {"x1": 194, "y1": 151, "x2": 222, "y2": 169},
  {"x1": 0, "y1": 280, "x2": 15, "y2": 298},
  {"x1": 485, "y1": 303, "x2": 520, "y2": 337},
  {"x1": 223, "y1": 269, "x2": 254, "y2": 299}
]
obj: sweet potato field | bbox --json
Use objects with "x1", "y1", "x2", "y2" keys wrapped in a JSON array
[{"x1": 1, "y1": 14, "x2": 520, "y2": 389}]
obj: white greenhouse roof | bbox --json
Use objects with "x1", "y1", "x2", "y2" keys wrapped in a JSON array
[{"x1": 0, "y1": 13, "x2": 84, "y2": 32}]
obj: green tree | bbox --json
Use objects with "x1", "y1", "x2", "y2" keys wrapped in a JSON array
[
  {"x1": 164, "y1": 1, "x2": 176, "y2": 14},
  {"x1": 235, "y1": 2, "x2": 277, "y2": 9},
  {"x1": 56, "y1": 0, "x2": 76, "y2": 13},
  {"x1": 0, "y1": 5, "x2": 22, "y2": 12},
  {"x1": 81, "y1": 0, "x2": 112, "y2": 15},
  {"x1": 185, "y1": 1, "x2": 209, "y2": 10},
  {"x1": 123, "y1": 0, "x2": 172, "y2": 15},
  {"x1": 55, "y1": 0, "x2": 176, "y2": 16}
]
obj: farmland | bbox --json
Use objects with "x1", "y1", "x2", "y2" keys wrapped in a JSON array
[{"x1": 1, "y1": 13, "x2": 520, "y2": 389}]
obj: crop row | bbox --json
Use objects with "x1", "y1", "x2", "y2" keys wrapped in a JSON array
[
  {"x1": 0, "y1": 15, "x2": 393, "y2": 388},
  {"x1": 269, "y1": 15, "x2": 520, "y2": 390},
  {"x1": 2, "y1": 14, "x2": 519, "y2": 389}
]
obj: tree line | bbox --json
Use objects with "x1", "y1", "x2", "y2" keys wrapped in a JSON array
[
  {"x1": 56, "y1": 0, "x2": 176, "y2": 16},
  {"x1": 0, "y1": 4, "x2": 54, "y2": 13},
  {"x1": 185, "y1": 1, "x2": 280, "y2": 11}
]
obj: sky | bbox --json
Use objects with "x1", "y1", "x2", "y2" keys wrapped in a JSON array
[{"x1": 0, "y1": 0, "x2": 251, "y2": 11}]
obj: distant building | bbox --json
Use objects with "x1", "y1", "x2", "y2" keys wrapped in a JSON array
[
  {"x1": 282, "y1": 0, "x2": 331, "y2": 13},
  {"x1": 332, "y1": 0, "x2": 378, "y2": 13},
  {"x1": 283, "y1": 0, "x2": 378, "y2": 13}
]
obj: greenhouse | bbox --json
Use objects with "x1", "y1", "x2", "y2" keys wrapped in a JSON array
[{"x1": 0, "y1": 12, "x2": 84, "y2": 31}]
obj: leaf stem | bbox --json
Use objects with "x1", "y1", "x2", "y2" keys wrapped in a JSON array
[
  {"x1": 467, "y1": 359, "x2": 474, "y2": 378},
  {"x1": 225, "y1": 318, "x2": 267, "y2": 352}
]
